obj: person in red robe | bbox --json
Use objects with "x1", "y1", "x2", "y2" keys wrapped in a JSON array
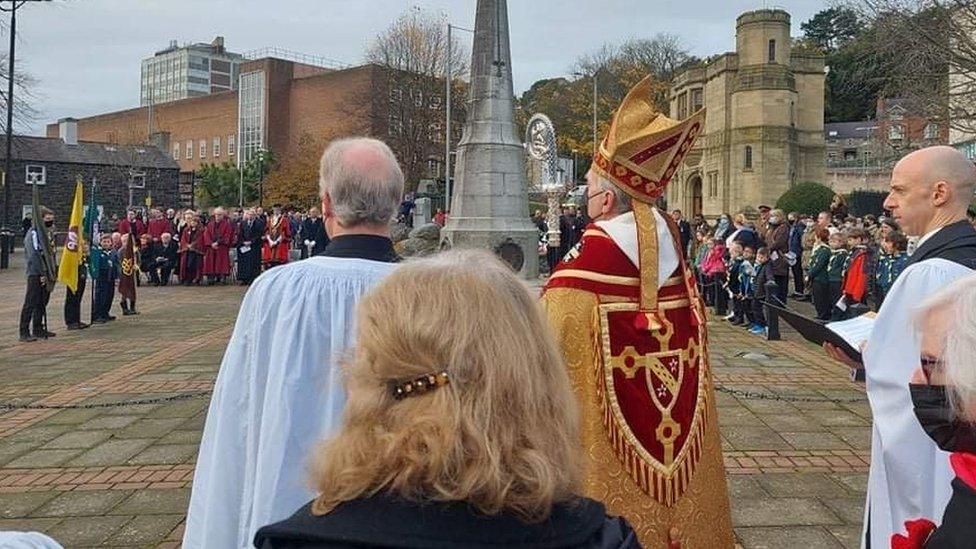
[
  {"x1": 202, "y1": 207, "x2": 234, "y2": 285},
  {"x1": 147, "y1": 209, "x2": 170, "y2": 243},
  {"x1": 179, "y1": 215, "x2": 204, "y2": 285},
  {"x1": 117, "y1": 210, "x2": 147, "y2": 239},
  {"x1": 262, "y1": 205, "x2": 291, "y2": 268}
]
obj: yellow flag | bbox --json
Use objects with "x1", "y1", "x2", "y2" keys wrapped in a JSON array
[{"x1": 57, "y1": 181, "x2": 85, "y2": 292}]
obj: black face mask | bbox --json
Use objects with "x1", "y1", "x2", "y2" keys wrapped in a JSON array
[
  {"x1": 910, "y1": 384, "x2": 976, "y2": 453},
  {"x1": 44, "y1": 220, "x2": 54, "y2": 228}
]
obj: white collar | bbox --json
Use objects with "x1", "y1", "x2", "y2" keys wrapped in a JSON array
[{"x1": 595, "y1": 209, "x2": 679, "y2": 287}]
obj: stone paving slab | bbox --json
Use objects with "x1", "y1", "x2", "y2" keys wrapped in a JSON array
[{"x1": 0, "y1": 254, "x2": 871, "y2": 547}]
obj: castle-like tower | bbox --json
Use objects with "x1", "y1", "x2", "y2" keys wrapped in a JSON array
[{"x1": 668, "y1": 9, "x2": 825, "y2": 217}]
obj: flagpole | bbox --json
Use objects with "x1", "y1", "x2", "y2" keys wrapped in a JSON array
[{"x1": 89, "y1": 177, "x2": 96, "y2": 325}]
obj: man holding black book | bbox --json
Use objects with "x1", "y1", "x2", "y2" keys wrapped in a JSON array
[{"x1": 825, "y1": 146, "x2": 976, "y2": 548}]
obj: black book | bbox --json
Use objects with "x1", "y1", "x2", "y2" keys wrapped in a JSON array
[{"x1": 769, "y1": 304, "x2": 875, "y2": 365}]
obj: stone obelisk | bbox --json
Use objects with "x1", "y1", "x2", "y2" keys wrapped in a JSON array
[{"x1": 441, "y1": 0, "x2": 538, "y2": 278}]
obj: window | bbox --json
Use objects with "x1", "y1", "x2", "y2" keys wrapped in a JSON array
[
  {"x1": 186, "y1": 140, "x2": 193, "y2": 159},
  {"x1": 199, "y1": 140, "x2": 206, "y2": 159},
  {"x1": 389, "y1": 87, "x2": 403, "y2": 103},
  {"x1": 744, "y1": 145, "x2": 753, "y2": 170},
  {"x1": 25, "y1": 165, "x2": 45, "y2": 185},
  {"x1": 173, "y1": 143, "x2": 180, "y2": 159},
  {"x1": 708, "y1": 171, "x2": 718, "y2": 198},
  {"x1": 690, "y1": 88, "x2": 703, "y2": 113},
  {"x1": 889, "y1": 124, "x2": 904, "y2": 141},
  {"x1": 924, "y1": 123, "x2": 940, "y2": 140},
  {"x1": 239, "y1": 70, "x2": 266, "y2": 162},
  {"x1": 389, "y1": 114, "x2": 403, "y2": 136},
  {"x1": 427, "y1": 159, "x2": 441, "y2": 178},
  {"x1": 213, "y1": 137, "x2": 221, "y2": 157},
  {"x1": 414, "y1": 90, "x2": 423, "y2": 108},
  {"x1": 129, "y1": 172, "x2": 146, "y2": 189},
  {"x1": 828, "y1": 130, "x2": 838, "y2": 137},
  {"x1": 428, "y1": 122, "x2": 442, "y2": 142},
  {"x1": 228, "y1": 135, "x2": 235, "y2": 156},
  {"x1": 828, "y1": 151, "x2": 837, "y2": 160},
  {"x1": 768, "y1": 40, "x2": 776, "y2": 63},
  {"x1": 430, "y1": 95, "x2": 442, "y2": 109}
]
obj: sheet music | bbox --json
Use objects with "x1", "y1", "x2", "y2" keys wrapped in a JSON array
[{"x1": 826, "y1": 313, "x2": 877, "y2": 352}]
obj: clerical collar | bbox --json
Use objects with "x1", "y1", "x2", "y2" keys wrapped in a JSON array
[
  {"x1": 319, "y1": 234, "x2": 399, "y2": 263},
  {"x1": 917, "y1": 227, "x2": 941, "y2": 250}
]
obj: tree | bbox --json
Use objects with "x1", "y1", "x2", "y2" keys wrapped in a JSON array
[
  {"x1": 263, "y1": 133, "x2": 327, "y2": 209},
  {"x1": 195, "y1": 160, "x2": 263, "y2": 208},
  {"x1": 801, "y1": 7, "x2": 862, "y2": 52},
  {"x1": 776, "y1": 182, "x2": 836, "y2": 215},
  {"x1": 0, "y1": 52, "x2": 38, "y2": 134},
  {"x1": 844, "y1": 1, "x2": 964, "y2": 133},
  {"x1": 365, "y1": 7, "x2": 468, "y2": 191}
]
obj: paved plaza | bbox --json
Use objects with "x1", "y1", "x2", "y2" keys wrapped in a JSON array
[{"x1": 0, "y1": 253, "x2": 869, "y2": 548}]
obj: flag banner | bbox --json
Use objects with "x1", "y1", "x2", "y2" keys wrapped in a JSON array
[
  {"x1": 84, "y1": 180, "x2": 100, "y2": 279},
  {"x1": 31, "y1": 176, "x2": 58, "y2": 295},
  {"x1": 118, "y1": 234, "x2": 137, "y2": 301},
  {"x1": 57, "y1": 179, "x2": 85, "y2": 292}
]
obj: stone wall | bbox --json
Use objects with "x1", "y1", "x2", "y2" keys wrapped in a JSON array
[{"x1": 5, "y1": 160, "x2": 179, "y2": 223}]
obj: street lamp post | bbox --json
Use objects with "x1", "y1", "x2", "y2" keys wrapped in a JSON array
[
  {"x1": 0, "y1": 1, "x2": 51, "y2": 269},
  {"x1": 444, "y1": 22, "x2": 473, "y2": 214},
  {"x1": 573, "y1": 71, "x2": 598, "y2": 156}
]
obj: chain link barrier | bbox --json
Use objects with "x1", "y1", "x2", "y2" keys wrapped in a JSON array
[
  {"x1": 0, "y1": 391, "x2": 212, "y2": 411},
  {"x1": 715, "y1": 385, "x2": 866, "y2": 404}
]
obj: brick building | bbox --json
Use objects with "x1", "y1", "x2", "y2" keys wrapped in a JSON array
[
  {"x1": 2, "y1": 119, "x2": 179, "y2": 225},
  {"x1": 824, "y1": 98, "x2": 948, "y2": 193},
  {"x1": 46, "y1": 56, "x2": 460, "y2": 195}
]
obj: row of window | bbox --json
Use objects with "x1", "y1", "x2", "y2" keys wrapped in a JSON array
[
  {"x1": 173, "y1": 135, "x2": 236, "y2": 161},
  {"x1": 389, "y1": 88, "x2": 443, "y2": 110},
  {"x1": 388, "y1": 114, "x2": 446, "y2": 142}
]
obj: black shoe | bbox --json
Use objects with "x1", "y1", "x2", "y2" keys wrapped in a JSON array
[
  {"x1": 34, "y1": 331, "x2": 56, "y2": 339},
  {"x1": 19, "y1": 334, "x2": 37, "y2": 342},
  {"x1": 76, "y1": 322, "x2": 89, "y2": 329},
  {"x1": 67, "y1": 324, "x2": 82, "y2": 331},
  {"x1": 123, "y1": 310, "x2": 135, "y2": 316},
  {"x1": 106, "y1": 315, "x2": 117, "y2": 321},
  {"x1": 91, "y1": 318, "x2": 108, "y2": 324}
]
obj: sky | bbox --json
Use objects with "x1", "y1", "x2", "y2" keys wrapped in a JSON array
[{"x1": 10, "y1": 0, "x2": 826, "y2": 136}]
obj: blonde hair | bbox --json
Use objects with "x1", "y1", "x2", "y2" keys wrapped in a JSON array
[
  {"x1": 916, "y1": 274, "x2": 976, "y2": 421},
  {"x1": 311, "y1": 250, "x2": 581, "y2": 521}
]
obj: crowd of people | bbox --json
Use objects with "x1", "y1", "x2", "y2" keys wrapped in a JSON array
[
  {"x1": 17, "y1": 203, "x2": 331, "y2": 342},
  {"x1": 10, "y1": 75, "x2": 976, "y2": 549},
  {"x1": 684, "y1": 196, "x2": 969, "y2": 336}
]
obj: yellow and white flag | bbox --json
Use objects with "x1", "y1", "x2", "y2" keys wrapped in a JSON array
[{"x1": 57, "y1": 180, "x2": 85, "y2": 292}]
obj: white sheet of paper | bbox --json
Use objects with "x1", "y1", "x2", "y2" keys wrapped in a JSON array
[
  {"x1": 835, "y1": 296, "x2": 847, "y2": 311},
  {"x1": 240, "y1": 246, "x2": 251, "y2": 254},
  {"x1": 827, "y1": 312, "x2": 877, "y2": 351}
]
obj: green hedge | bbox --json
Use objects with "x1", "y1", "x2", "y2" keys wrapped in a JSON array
[
  {"x1": 848, "y1": 189, "x2": 888, "y2": 217},
  {"x1": 775, "y1": 182, "x2": 835, "y2": 215}
]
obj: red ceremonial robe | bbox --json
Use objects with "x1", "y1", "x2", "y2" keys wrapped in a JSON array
[
  {"x1": 118, "y1": 218, "x2": 147, "y2": 238},
  {"x1": 202, "y1": 219, "x2": 233, "y2": 276},
  {"x1": 179, "y1": 226, "x2": 204, "y2": 284},
  {"x1": 262, "y1": 215, "x2": 291, "y2": 265},
  {"x1": 148, "y1": 219, "x2": 170, "y2": 241}
]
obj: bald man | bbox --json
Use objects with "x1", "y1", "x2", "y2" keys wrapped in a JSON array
[{"x1": 826, "y1": 146, "x2": 976, "y2": 548}]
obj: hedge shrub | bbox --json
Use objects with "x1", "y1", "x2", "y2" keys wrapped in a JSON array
[
  {"x1": 848, "y1": 189, "x2": 888, "y2": 217},
  {"x1": 775, "y1": 182, "x2": 835, "y2": 216}
]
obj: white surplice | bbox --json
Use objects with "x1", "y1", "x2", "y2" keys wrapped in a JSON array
[
  {"x1": 182, "y1": 256, "x2": 397, "y2": 549},
  {"x1": 0, "y1": 532, "x2": 63, "y2": 549},
  {"x1": 862, "y1": 257, "x2": 974, "y2": 548},
  {"x1": 595, "y1": 209, "x2": 679, "y2": 282}
]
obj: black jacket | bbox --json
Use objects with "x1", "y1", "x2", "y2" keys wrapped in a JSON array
[
  {"x1": 906, "y1": 220, "x2": 976, "y2": 270},
  {"x1": 254, "y1": 494, "x2": 640, "y2": 549},
  {"x1": 301, "y1": 217, "x2": 330, "y2": 255},
  {"x1": 925, "y1": 475, "x2": 976, "y2": 547}
]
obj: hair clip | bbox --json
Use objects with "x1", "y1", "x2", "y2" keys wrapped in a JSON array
[{"x1": 392, "y1": 371, "x2": 450, "y2": 400}]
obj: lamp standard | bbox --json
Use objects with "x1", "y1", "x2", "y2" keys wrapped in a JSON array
[
  {"x1": 444, "y1": 22, "x2": 473, "y2": 214},
  {"x1": 573, "y1": 71, "x2": 598, "y2": 155}
]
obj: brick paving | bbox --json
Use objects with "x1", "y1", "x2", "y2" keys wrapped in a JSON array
[{"x1": 0, "y1": 253, "x2": 869, "y2": 548}]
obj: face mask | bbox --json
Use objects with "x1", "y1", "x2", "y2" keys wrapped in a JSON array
[
  {"x1": 44, "y1": 220, "x2": 54, "y2": 228},
  {"x1": 769, "y1": 216, "x2": 780, "y2": 225},
  {"x1": 910, "y1": 384, "x2": 976, "y2": 453}
]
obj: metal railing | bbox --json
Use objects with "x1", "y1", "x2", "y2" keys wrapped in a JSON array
[{"x1": 242, "y1": 47, "x2": 350, "y2": 70}]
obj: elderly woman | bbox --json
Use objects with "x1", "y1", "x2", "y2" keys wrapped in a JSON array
[
  {"x1": 893, "y1": 274, "x2": 976, "y2": 547},
  {"x1": 254, "y1": 250, "x2": 638, "y2": 548}
]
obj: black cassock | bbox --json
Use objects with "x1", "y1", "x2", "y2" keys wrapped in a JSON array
[
  {"x1": 300, "y1": 217, "x2": 330, "y2": 258},
  {"x1": 237, "y1": 218, "x2": 265, "y2": 284}
]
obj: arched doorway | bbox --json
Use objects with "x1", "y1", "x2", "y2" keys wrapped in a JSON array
[{"x1": 689, "y1": 174, "x2": 703, "y2": 217}]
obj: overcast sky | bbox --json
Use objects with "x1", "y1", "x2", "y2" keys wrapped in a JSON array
[{"x1": 12, "y1": 0, "x2": 825, "y2": 136}]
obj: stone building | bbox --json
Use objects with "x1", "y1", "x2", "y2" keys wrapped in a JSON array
[
  {"x1": 2, "y1": 119, "x2": 179, "y2": 224},
  {"x1": 667, "y1": 9, "x2": 826, "y2": 218}
]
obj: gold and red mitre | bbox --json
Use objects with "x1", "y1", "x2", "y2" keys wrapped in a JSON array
[{"x1": 591, "y1": 75, "x2": 705, "y2": 326}]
